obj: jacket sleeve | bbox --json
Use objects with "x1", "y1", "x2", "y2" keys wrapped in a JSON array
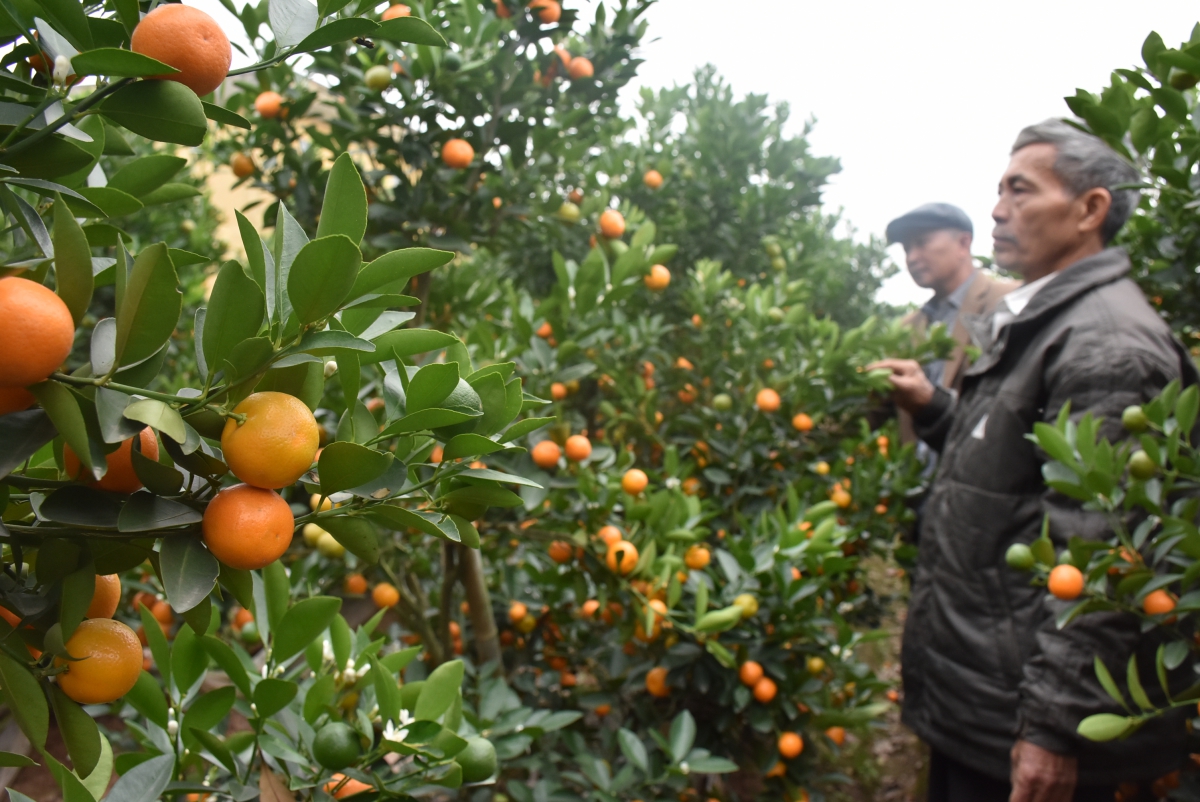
[
  {"x1": 911, "y1": 385, "x2": 957, "y2": 453},
  {"x1": 1017, "y1": 344, "x2": 1181, "y2": 754}
]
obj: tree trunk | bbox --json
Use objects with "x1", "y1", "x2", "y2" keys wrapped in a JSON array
[{"x1": 458, "y1": 545, "x2": 501, "y2": 671}]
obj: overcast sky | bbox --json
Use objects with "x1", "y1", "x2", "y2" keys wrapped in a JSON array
[
  {"x1": 620, "y1": 1, "x2": 1200, "y2": 306},
  {"x1": 196, "y1": 0, "x2": 1200, "y2": 306}
]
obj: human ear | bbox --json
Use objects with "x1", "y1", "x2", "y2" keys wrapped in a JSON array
[{"x1": 1077, "y1": 187, "x2": 1112, "y2": 238}]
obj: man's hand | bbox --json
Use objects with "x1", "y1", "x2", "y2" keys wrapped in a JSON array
[
  {"x1": 866, "y1": 359, "x2": 936, "y2": 414},
  {"x1": 1009, "y1": 740, "x2": 1077, "y2": 802}
]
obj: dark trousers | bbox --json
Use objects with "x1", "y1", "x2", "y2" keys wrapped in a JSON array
[{"x1": 928, "y1": 750, "x2": 1116, "y2": 802}]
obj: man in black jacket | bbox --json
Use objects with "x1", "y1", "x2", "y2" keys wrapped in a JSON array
[{"x1": 872, "y1": 120, "x2": 1198, "y2": 802}]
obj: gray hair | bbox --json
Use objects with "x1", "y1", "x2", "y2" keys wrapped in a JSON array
[{"x1": 1011, "y1": 119, "x2": 1141, "y2": 244}]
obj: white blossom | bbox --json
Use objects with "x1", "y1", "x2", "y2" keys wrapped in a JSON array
[
  {"x1": 382, "y1": 719, "x2": 409, "y2": 744},
  {"x1": 52, "y1": 55, "x2": 71, "y2": 87}
]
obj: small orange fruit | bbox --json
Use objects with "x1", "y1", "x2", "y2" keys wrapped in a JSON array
[
  {"x1": 684, "y1": 545, "x2": 711, "y2": 570},
  {"x1": 86, "y1": 574, "x2": 121, "y2": 619},
  {"x1": 622, "y1": 468, "x2": 648, "y2": 495},
  {"x1": 509, "y1": 601, "x2": 528, "y2": 623},
  {"x1": 681, "y1": 476, "x2": 701, "y2": 495},
  {"x1": 532, "y1": 440, "x2": 562, "y2": 469},
  {"x1": 606, "y1": 540, "x2": 639, "y2": 575},
  {"x1": 1047, "y1": 564, "x2": 1084, "y2": 600},
  {"x1": 765, "y1": 761, "x2": 786, "y2": 778},
  {"x1": 64, "y1": 427, "x2": 159, "y2": 494},
  {"x1": 646, "y1": 666, "x2": 670, "y2": 698},
  {"x1": 232, "y1": 607, "x2": 253, "y2": 631},
  {"x1": 598, "y1": 525, "x2": 623, "y2": 546},
  {"x1": 567, "y1": 56, "x2": 593, "y2": 79},
  {"x1": 756, "y1": 388, "x2": 781, "y2": 412},
  {"x1": 372, "y1": 582, "x2": 400, "y2": 608},
  {"x1": 0, "y1": 277, "x2": 75, "y2": 387},
  {"x1": 644, "y1": 264, "x2": 671, "y2": 291},
  {"x1": 221, "y1": 391, "x2": 319, "y2": 489},
  {"x1": 675, "y1": 357, "x2": 694, "y2": 370},
  {"x1": 753, "y1": 676, "x2": 777, "y2": 703},
  {"x1": 344, "y1": 574, "x2": 368, "y2": 595},
  {"x1": 594, "y1": 703, "x2": 611, "y2": 717},
  {"x1": 739, "y1": 661, "x2": 764, "y2": 687},
  {"x1": 825, "y1": 726, "x2": 846, "y2": 746},
  {"x1": 1144, "y1": 589, "x2": 1176, "y2": 616},
  {"x1": 779, "y1": 732, "x2": 804, "y2": 759},
  {"x1": 231, "y1": 153, "x2": 255, "y2": 178},
  {"x1": 831, "y1": 487, "x2": 851, "y2": 509},
  {"x1": 792, "y1": 413, "x2": 813, "y2": 432},
  {"x1": 442, "y1": 138, "x2": 474, "y2": 169},
  {"x1": 565, "y1": 435, "x2": 592, "y2": 462},
  {"x1": 0, "y1": 386, "x2": 35, "y2": 415},
  {"x1": 149, "y1": 600, "x2": 174, "y2": 626},
  {"x1": 550, "y1": 382, "x2": 568, "y2": 400},
  {"x1": 644, "y1": 169, "x2": 663, "y2": 189},
  {"x1": 581, "y1": 599, "x2": 601, "y2": 618},
  {"x1": 324, "y1": 775, "x2": 373, "y2": 799},
  {"x1": 130, "y1": 4, "x2": 231, "y2": 96},
  {"x1": 202, "y1": 484, "x2": 294, "y2": 570},
  {"x1": 599, "y1": 209, "x2": 626, "y2": 239},
  {"x1": 537, "y1": 321, "x2": 553, "y2": 338},
  {"x1": 255, "y1": 91, "x2": 284, "y2": 118},
  {"x1": 529, "y1": 0, "x2": 560, "y2": 23},
  {"x1": 56, "y1": 619, "x2": 142, "y2": 704},
  {"x1": 548, "y1": 541, "x2": 574, "y2": 564},
  {"x1": 381, "y1": 3, "x2": 410, "y2": 18}
]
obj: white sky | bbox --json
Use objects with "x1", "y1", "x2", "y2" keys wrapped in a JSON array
[
  {"x1": 620, "y1": 0, "x2": 1200, "y2": 306},
  {"x1": 192, "y1": 0, "x2": 1200, "y2": 306}
]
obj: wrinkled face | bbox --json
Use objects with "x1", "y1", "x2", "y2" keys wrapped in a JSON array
[
  {"x1": 992, "y1": 143, "x2": 1102, "y2": 278},
  {"x1": 903, "y1": 228, "x2": 972, "y2": 291}
]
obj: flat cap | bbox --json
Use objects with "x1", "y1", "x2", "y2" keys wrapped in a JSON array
[{"x1": 885, "y1": 202, "x2": 973, "y2": 245}]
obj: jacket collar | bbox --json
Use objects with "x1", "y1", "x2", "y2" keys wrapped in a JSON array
[{"x1": 964, "y1": 248, "x2": 1131, "y2": 377}]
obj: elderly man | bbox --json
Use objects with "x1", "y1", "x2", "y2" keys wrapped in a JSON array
[
  {"x1": 885, "y1": 203, "x2": 1015, "y2": 456},
  {"x1": 872, "y1": 120, "x2": 1198, "y2": 802}
]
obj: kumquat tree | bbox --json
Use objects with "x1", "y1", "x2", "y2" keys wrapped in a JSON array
[{"x1": 9, "y1": 0, "x2": 1200, "y2": 801}]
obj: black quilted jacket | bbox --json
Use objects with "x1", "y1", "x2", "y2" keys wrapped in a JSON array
[{"x1": 902, "y1": 247, "x2": 1199, "y2": 783}]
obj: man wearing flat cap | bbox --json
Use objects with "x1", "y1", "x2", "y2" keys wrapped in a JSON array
[{"x1": 886, "y1": 203, "x2": 1016, "y2": 454}]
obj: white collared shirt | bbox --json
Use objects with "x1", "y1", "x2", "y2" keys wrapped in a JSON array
[{"x1": 991, "y1": 271, "x2": 1058, "y2": 338}]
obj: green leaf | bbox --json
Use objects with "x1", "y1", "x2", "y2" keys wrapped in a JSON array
[
  {"x1": 0, "y1": 752, "x2": 37, "y2": 768},
  {"x1": 407, "y1": 362, "x2": 459, "y2": 413},
  {"x1": 103, "y1": 752, "x2": 174, "y2": 801},
  {"x1": 287, "y1": 235, "x2": 362, "y2": 324},
  {"x1": 198, "y1": 636, "x2": 251, "y2": 698},
  {"x1": 201, "y1": 101, "x2": 251, "y2": 130},
  {"x1": 114, "y1": 242, "x2": 182, "y2": 367},
  {"x1": 237, "y1": 210, "x2": 268, "y2": 291},
  {"x1": 252, "y1": 679, "x2": 297, "y2": 720},
  {"x1": 136, "y1": 605, "x2": 171, "y2": 690},
  {"x1": 295, "y1": 17, "x2": 378, "y2": 53},
  {"x1": 123, "y1": 398, "x2": 186, "y2": 444},
  {"x1": 188, "y1": 728, "x2": 237, "y2": 774},
  {"x1": 498, "y1": 416, "x2": 554, "y2": 444},
  {"x1": 203, "y1": 261, "x2": 266, "y2": 377},
  {"x1": 440, "y1": 486, "x2": 522, "y2": 509},
  {"x1": 0, "y1": 652, "x2": 48, "y2": 750},
  {"x1": 1093, "y1": 656, "x2": 1128, "y2": 711},
  {"x1": 75, "y1": 186, "x2": 142, "y2": 218},
  {"x1": 269, "y1": 203, "x2": 308, "y2": 327},
  {"x1": 1127, "y1": 654, "x2": 1154, "y2": 711},
  {"x1": 448, "y1": 514, "x2": 480, "y2": 548},
  {"x1": 273, "y1": 596, "x2": 341, "y2": 663},
  {"x1": 1176, "y1": 385, "x2": 1198, "y2": 436},
  {"x1": 1077, "y1": 713, "x2": 1137, "y2": 742},
  {"x1": 48, "y1": 686, "x2": 100, "y2": 779},
  {"x1": 102, "y1": 80, "x2": 207, "y2": 145},
  {"x1": 371, "y1": 655, "x2": 401, "y2": 723},
  {"x1": 349, "y1": 248, "x2": 454, "y2": 299},
  {"x1": 171, "y1": 624, "x2": 206, "y2": 695},
  {"x1": 376, "y1": 15, "x2": 446, "y2": 46},
  {"x1": 318, "y1": 441, "x2": 393, "y2": 495},
  {"x1": 379, "y1": 408, "x2": 478, "y2": 436},
  {"x1": 159, "y1": 536, "x2": 219, "y2": 613},
  {"x1": 317, "y1": 152, "x2": 368, "y2": 243},
  {"x1": 72, "y1": 48, "x2": 178, "y2": 77},
  {"x1": 415, "y1": 659, "x2": 464, "y2": 721},
  {"x1": 108, "y1": 153, "x2": 184, "y2": 196},
  {"x1": 181, "y1": 685, "x2": 235, "y2": 747},
  {"x1": 40, "y1": 0, "x2": 93, "y2": 50},
  {"x1": 78, "y1": 733, "x2": 112, "y2": 796},
  {"x1": 53, "y1": 195, "x2": 93, "y2": 325},
  {"x1": 443, "y1": 433, "x2": 507, "y2": 461},
  {"x1": 140, "y1": 183, "x2": 201, "y2": 206},
  {"x1": 59, "y1": 563, "x2": 94, "y2": 641},
  {"x1": 668, "y1": 710, "x2": 696, "y2": 763},
  {"x1": 304, "y1": 674, "x2": 337, "y2": 724},
  {"x1": 320, "y1": 515, "x2": 382, "y2": 563},
  {"x1": 28, "y1": 382, "x2": 96, "y2": 476},
  {"x1": 461, "y1": 467, "x2": 543, "y2": 488}
]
